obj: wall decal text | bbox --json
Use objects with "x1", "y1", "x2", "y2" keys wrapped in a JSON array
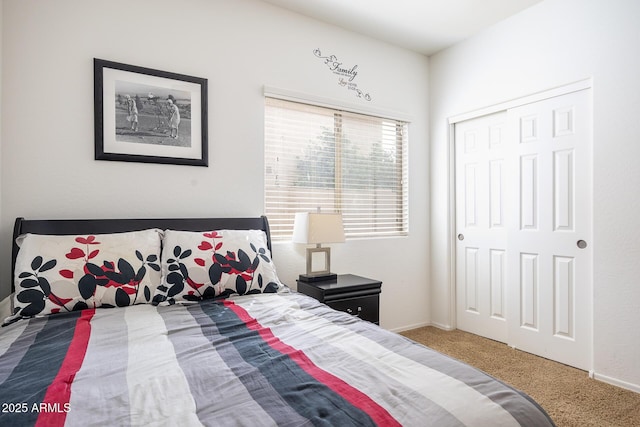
[{"x1": 313, "y1": 49, "x2": 372, "y2": 101}]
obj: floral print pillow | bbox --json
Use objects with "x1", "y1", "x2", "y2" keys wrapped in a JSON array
[
  {"x1": 5, "y1": 229, "x2": 162, "y2": 324},
  {"x1": 153, "y1": 229, "x2": 284, "y2": 305}
]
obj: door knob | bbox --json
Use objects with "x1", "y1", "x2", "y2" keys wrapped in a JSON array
[
  {"x1": 457, "y1": 234, "x2": 464, "y2": 241},
  {"x1": 577, "y1": 240, "x2": 587, "y2": 249}
]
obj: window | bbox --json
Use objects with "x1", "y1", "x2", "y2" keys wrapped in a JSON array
[{"x1": 265, "y1": 97, "x2": 408, "y2": 241}]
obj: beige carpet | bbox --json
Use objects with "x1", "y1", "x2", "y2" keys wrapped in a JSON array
[{"x1": 400, "y1": 326, "x2": 640, "y2": 427}]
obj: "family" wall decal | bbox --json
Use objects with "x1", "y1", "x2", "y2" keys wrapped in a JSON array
[{"x1": 313, "y1": 48, "x2": 372, "y2": 101}]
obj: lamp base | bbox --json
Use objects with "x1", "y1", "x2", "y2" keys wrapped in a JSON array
[{"x1": 298, "y1": 273, "x2": 337, "y2": 283}]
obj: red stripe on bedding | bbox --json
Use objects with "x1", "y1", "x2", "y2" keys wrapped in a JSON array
[
  {"x1": 36, "y1": 309, "x2": 95, "y2": 427},
  {"x1": 224, "y1": 300, "x2": 400, "y2": 427}
]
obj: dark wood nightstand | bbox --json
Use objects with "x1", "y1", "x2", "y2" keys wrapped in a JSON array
[{"x1": 296, "y1": 274, "x2": 382, "y2": 324}]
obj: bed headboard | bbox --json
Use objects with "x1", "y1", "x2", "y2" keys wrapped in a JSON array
[{"x1": 11, "y1": 216, "x2": 271, "y2": 292}]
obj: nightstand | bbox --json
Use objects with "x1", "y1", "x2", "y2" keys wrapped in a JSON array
[{"x1": 297, "y1": 274, "x2": 382, "y2": 324}]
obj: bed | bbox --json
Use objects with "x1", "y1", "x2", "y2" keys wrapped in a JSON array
[{"x1": 0, "y1": 216, "x2": 555, "y2": 426}]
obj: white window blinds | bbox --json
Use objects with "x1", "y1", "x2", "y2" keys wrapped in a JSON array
[{"x1": 265, "y1": 97, "x2": 409, "y2": 241}]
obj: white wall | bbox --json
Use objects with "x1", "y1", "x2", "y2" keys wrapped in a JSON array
[
  {"x1": 430, "y1": 0, "x2": 640, "y2": 391},
  {"x1": 0, "y1": 0, "x2": 430, "y2": 331}
]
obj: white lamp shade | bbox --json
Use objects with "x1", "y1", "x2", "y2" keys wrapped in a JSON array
[{"x1": 292, "y1": 212, "x2": 345, "y2": 244}]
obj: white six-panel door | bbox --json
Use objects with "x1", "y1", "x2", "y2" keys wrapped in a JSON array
[
  {"x1": 455, "y1": 89, "x2": 592, "y2": 370},
  {"x1": 455, "y1": 111, "x2": 509, "y2": 343}
]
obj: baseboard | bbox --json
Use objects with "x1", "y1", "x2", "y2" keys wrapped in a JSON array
[
  {"x1": 592, "y1": 372, "x2": 640, "y2": 394},
  {"x1": 388, "y1": 321, "x2": 431, "y2": 333},
  {"x1": 388, "y1": 321, "x2": 454, "y2": 334},
  {"x1": 429, "y1": 321, "x2": 455, "y2": 331}
]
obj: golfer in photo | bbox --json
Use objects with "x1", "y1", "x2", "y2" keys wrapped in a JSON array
[{"x1": 167, "y1": 97, "x2": 180, "y2": 139}]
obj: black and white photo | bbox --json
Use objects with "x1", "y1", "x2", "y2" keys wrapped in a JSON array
[{"x1": 94, "y1": 59, "x2": 208, "y2": 166}]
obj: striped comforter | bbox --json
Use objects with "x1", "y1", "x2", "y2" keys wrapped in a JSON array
[{"x1": 0, "y1": 292, "x2": 554, "y2": 426}]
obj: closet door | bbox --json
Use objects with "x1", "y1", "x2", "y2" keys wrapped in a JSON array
[
  {"x1": 455, "y1": 111, "x2": 508, "y2": 343},
  {"x1": 505, "y1": 89, "x2": 592, "y2": 370},
  {"x1": 455, "y1": 88, "x2": 592, "y2": 370}
]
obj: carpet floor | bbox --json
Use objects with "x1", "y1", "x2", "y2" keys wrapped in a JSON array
[{"x1": 400, "y1": 326, "x2": 640, "y2": 427}]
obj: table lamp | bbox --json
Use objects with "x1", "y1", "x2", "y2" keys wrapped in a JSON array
[{"x1": 292, "y1": 212, "x2": 345, "y2": 282}]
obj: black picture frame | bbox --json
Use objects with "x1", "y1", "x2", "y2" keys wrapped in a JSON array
[{"x1": 94, "y1": 58, "x2": 208, "y2": 166}]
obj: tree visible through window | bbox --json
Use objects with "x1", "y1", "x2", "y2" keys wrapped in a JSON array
[{"x1": 265, "y1": 97, "x2": 408, "y2": 240}]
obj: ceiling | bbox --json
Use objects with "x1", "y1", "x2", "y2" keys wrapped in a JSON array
[{"x1": 259, "y1": 0, "x2": 542, "y2": 56}]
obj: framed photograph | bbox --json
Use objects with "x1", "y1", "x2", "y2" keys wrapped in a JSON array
[{"x1": 94, "y1": 58, "x2": 208, "y2": 166}]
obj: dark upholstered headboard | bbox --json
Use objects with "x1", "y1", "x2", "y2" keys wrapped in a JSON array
[{"x1": 11, "y1": 216, "x2": 271, "y2": 292}]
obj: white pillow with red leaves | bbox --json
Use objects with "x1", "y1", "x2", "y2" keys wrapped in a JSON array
[
  {"x1": 153, "y1": 229, "x2": 284, "y2": 305},
  {"x1": 4, "y1": 229, "x2": 162, "y2": 324}
]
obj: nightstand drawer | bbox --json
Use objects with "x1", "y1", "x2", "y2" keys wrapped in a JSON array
[
  {"x1": 327, "y1": 295, "x2": 379, "y2": 324},
  {"x1": 297, "y1": 274, "x2": 382, "y2": 325}
]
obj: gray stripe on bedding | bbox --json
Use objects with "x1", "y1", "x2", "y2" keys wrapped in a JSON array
[
  {"x1": 65, "y1": 307, "x2": 132, "y2": 427},
  {"x1": 349, "y1": 325, "x2": 555, "y2": 427},
  {"x1": 0, "y1": 318, "x2": 47, "y2": 384},
  {"x1": 386, "y1": 335, "x2": 555, "y2": 427},
  {"x1": 291, "y1": 293, "x2": 554, "y2": 427},
  {"x1": 0, "y1": 319, "x2": 29, "y2": 357},
  {"x1": 161, "y1": 303, "x2": 311, "y2": 427},
  {"x1": 237, "y1": 295, "x2": 464, "y2": 427}
]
